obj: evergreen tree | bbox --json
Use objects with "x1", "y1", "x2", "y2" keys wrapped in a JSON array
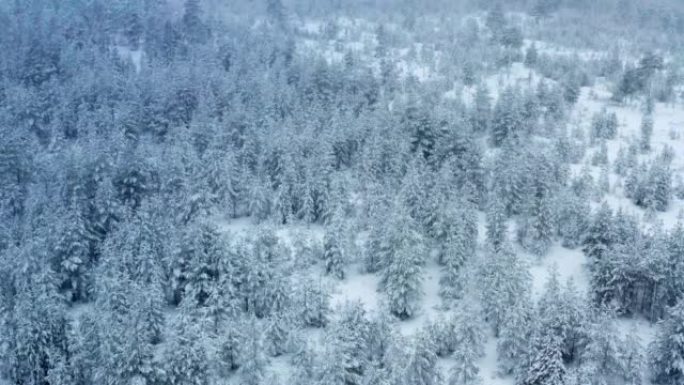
[
  {"x1": 381, "y1": 206, "x2": 425, "y2": 319},
  {"x1": 649, "y1": 299, "x2": 684, "y2": 385},
  {"x1": 162, "y1": 322, "x2": 209, "y2": 385},
  {"x1": 498, "y1": 296, "x2": 533, "y2": 375},
  {"x1": 480, "y1": 243, "x2": 531, "y2": 336},
  {"x1": 52, "y1": 206, "x2": 92, "y2": 302},
  {"x1": 528, "y1": 182, "x2": 554, "y2": 256},
  {"x1": 640, "y1": 114, "x2": 654, "y2": 152},
  {"x1": 519, "y1": 333, "x2": 566, "y2": 385},
  {"x1": 265, "y1": 314, "x2": 291, "y2": 357},
  {"x1": 491, "y1": 87, "x2": 523, "y2": 146},
  {"x1": 218, "y1": 320, "x2": 243, "y2": 374},
  {"x1": 555, "y1": 188, "x2": 590, "y2": 248},
  {"x1": 439, "y1": 206, "x2": 477, "y2": 302},
  {"x1": 296, "y1": 278, "x2": 330, "y2": 328},
  {"x1": 582, "y1": 203, "x2": 614, "y2": 273},
  {"x1": 620, "y1": 329, "x2": 644, "y2": 385},
  {"x1": 581, "y1": 310, "x2": 623, "y2": 385},
  {"x1": 383, "y1": 231, "x2": 424, "y2": 319},
  {"x1": 449, "y1": 299, "x2": 486, "y2": 385},
  {"x1": 486, "y1": 195, "x2": 508, "y2": 252},
  {"x1": 471, "y1": 84, "x2": 492, "y2": 133},
  {"x1": 325, "y1": 302, "x2": 373, "y2": 385},
  {"x1": 324, "y1": 227, "x2": 346, "y2": 280},
  {"x1": 239, "y1": 322, "x2": 268, "y2": 385},
  {"x1": 406, "y1": 331, "x2": 441, "y2": 385}
]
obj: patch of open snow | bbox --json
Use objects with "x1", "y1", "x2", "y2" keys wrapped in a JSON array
[
  {"x1": 529, "y1": 243, "x2": 589, "y2": 300},
  {"x1": 478, "y1": 332, "x2": 515, "y2": 385},
  {"x1": 614, "y1": 317, "x2": 657, "y2": 348},
  {"x1": 330, "y1": 267, "x2": 381, "y2": 313}
]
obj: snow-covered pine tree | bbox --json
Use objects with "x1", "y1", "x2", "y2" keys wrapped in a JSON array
[
  {"x1": 555, "y1": 188, "x2": 590, "y2": 248},
  {"x1": 598, "y1": 164, "x2": 610, "y2": 196},
  {"x1": 640, "y1": 114, "x2": 654, "y2": 152},
  {"x1": 581, "y1": 309, "x2": 623, "y2": 384},
  {"x1": 52, "y1": 206, "x2": 92, "y2": 302},
  {"x1": 449, "y1": 299, "x2": 486, "y2": 384},
  {"x1": 491, "y1": 87, "x2": 523, "y2": 147},
  {"x1": 591, "y1": 140, "x2": 609, "y2": 166},
  {"x1": 498, "y1": 295, "x2": 533, "y2": 376},
  {"x1": 649, "y1": 299, "x2": 684, "y2": 385},
  {"x1": 486, "y1": 195, "x2": 508, "y2": 252},
  {"x1": 381, "y1": 206, "x2": 425, "y2": 319},
  {"x1": 325, "y1": 302, "x2": 373, "y2": 385},
  {"x1": 480, "y1": 243, "x2": 532, "y2": 336},
  {"x1": 528, "y1": 181, "x2": 554, "y2": 256},
  {"x1": 518, "y1": 332, "x2": 566, "y2": 385},
  {"x1": 239, "y1": 320, "x2": 268, "y2": 385},
  {"x1": 439, "y1": 204, "x2": 477, "y2": 302},
  {"x1": 406, "y1": 331, "x2": 441, "y2": 385},
  {"x1": 471, "y1": 84, "x2": 492, "y2": 133},
  {"x1": 619, "y1": 328, "x2": 645, "y2": 385},
  {"x1": 162, "y1": 322, "x2": 209, "y2": 385},
  {"x1": 324, "y1": 226, "x2": 346, "y2": 280},
  {"x1": 296, "y1": 278, "x2": 330, "y2": 328},
  {"x1": 582, "y1": 202, "x2": 614, "y2": 273}
]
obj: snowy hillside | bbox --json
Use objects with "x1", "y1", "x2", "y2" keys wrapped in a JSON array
[{"x1": 2, "y1": 1, "x2": 684, "y2": 385}]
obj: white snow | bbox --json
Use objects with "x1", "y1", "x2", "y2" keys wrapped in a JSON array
[{"x1": 529, "y1": 243, "x2": 589, "y2": 299}]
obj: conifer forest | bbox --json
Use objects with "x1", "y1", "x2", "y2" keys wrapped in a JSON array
[{"x1": 2, "y1": 1, "x2": 684, "y2": 384}]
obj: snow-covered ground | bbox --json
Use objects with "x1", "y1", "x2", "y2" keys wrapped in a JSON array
[{"x1": 209, "y1": 13, "x2": 683, "y2": 384}]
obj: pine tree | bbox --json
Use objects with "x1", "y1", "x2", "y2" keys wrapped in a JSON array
[
  {"x1": 297, "y1": 278, "x2": 330, "y2": 328},
  {"x1": 162, "y1": 322, "x2": 209, "y2": 385},
  {"x1": 439, "y1": 207, "x2": 476, "y2": 302},
  {"x1": 404, "y1": 104, "x2": 437, "y2": 162},
  {"x1": 383, "y1": 247, "x2": 424, "y2": 320},
  {"x1": 581, "y1": 310, "x2": 622, "y2": 384},
  {"x1": 519, "y1": 333, "x2": 566, "y2": 385},
  {"x1": 528, "y1": 182, "x2": 554, "y2": 256},
  {"x1": 53, "y1": 207, "x2": 92, "y2": 302},
  {"x1": 614, "y1": 147, "x2": 629, "y2": 176},
  {"x1": 265, "y1": 314, "x2": 291, "y2": 357},
  {"x1": 324, "y1": 227, "x2": 346, "y2": 280},
  {"x1": 382, "y1": 215, "x2": 425, "y2": 319},
  {"x1": 620, "y1": 328, "x2": 644, "y2": 385},
  {"x1": 239, "y1": 322, "x2": 268, "y2": 385},
  {"x1": 491, "y1": 87, "x2": 523, "y2": 146},
  {"x1": 555, "y1": 188, "x2": 590, "y2": 249},
  {"x1": 590, "y1": 109, "x2": 618, "y2": 142},
  {"x1": 597, "y1": 164, "x2": 610, "y2": 196},
  {"x1": 591, "y1": 141, "x2": 609, "y2": 166},
  {"x1": 486, "y1": 196, "x2": 508, "y2": 252},
  {"x1": 471, "y1": 84, "x2": 492, "y2": 133},
  {"x1": 582, "y1": 203, "x2": 614, "y2": 272},
  {"x1": 559, "y1": 279, "x2": 588, "y2": 363},
  {"x1": 218, "y1": 320, "x2": 243, "y2": 374},
  {"x1": 640, "y1": 114, "x2": 653, "y2": 152},
  {"x1": 650, "y1": 160, "x2": 671, "y2": 212},
  {"x1": 325, "y1": 302, "x2": 373, "y2": 385},
  {"x1": 649, "y1": 300, "x2": 684, "y2": 385},
  {"x1": 449, "y1": 299, "x2": 486, "y2": 384},
  {"x1": 498, "y1": 296, "x2": 533, "y2": 375},
  {"x1": 480, "y1": 244, "x2": 531, "y2": 336},
  {"x1": 486, "y1": 3, "x2": 506, "y2": 36},
  {"x1": 406, "y1": 331, "x2": 441, "y2": 385},
  {"x1": 181, "y1": 0, "x2": 209, "y2": 44}
]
